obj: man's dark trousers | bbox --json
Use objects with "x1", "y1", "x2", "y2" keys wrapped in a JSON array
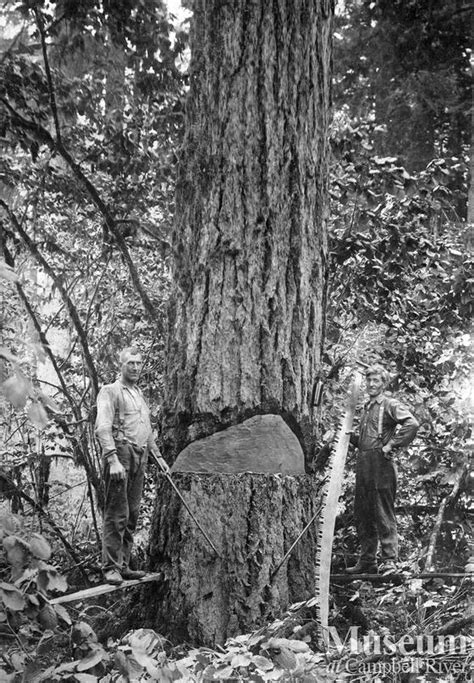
[
  {"x1": 102, "y1": 443, "x2": 147, "y2": 572},
  {"x1": 354, "y1": 448, "x2": 398, "y2": 563}
]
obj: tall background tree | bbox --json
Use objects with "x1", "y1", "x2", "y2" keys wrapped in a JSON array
[{"x1": 333, "y1": 0, "x2": 471, "y2": 176}]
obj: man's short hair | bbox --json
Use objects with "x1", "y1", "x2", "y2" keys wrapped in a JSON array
[
  {"x1": 365, "y1": 363, "x2": 389, "y2": 385},
  {"x1": 119, "y1": 346, "x2": 142, "y2": 364}
]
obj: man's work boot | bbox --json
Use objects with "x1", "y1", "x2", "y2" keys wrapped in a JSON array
[
  {"x1": 346, "y1": 560, "x2": 378, "y2": 574},
  {"x1": 121, "y1": 567, "x2": 146, "y2": 580},
  {"x1": 103, "y1": 569, "x2": 123, "y2": 585}
]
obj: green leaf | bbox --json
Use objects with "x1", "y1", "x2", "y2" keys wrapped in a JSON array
[
  {"x1": 29, "y1": 533, "x2": 52, "y2": 561},
  {"x1": 128, "y1": 627, "x2": 164, "y2": 655},
  {"x1": 0, "y1": 584, "x2": 26, "y2": 611},
  {"x1": 0, "y1": 348, "x2": 18, "y2": 364},
  {"x1": 250, "y1": 655, "x2": 274, "y2": 671},
  {"x1": 37, "y1": 564, "x2": 67, "y2": 593},
  {"x1": 71, "y1": 621, "x2": 97, "y2": 646},
  {"x1": 3, "y1": 536, "x2": 30, "y2": 567},
  {"x1": 0, "y1": 514, "x2": 19, "y2": 534},
  {"x1": 38, "y1": 603, "x2": 58, "y2": 630},
  {"x1": 38, "y1": 392, "x2": 62, "y2": 414},
  {"x1": 54, "y1": 603, "x2": 72, "y2": 625},
  {"x1": 76, "y1": 646, "x2": 105, "y2": 671},
  {"x1": 49, "y1": 660, "x2": 80, "y2": 676},
  {"x1": 0, "y1": 262, "x2": 18, "y2": 282},
  {"x1": 10, "y1": 652, "x2": 26, "y2": 672},
  {"x1": 27, "y1": 401, "x2": 49, "y2": 429},
  {"x1": 214, "y1": 665, "x2": 236, "y2": 678},
  {"x1": 231, "y1": 653, "x2": 252, "y2": 667},
  {"x1": 114, "y1": 650, "x2": 142, "y2": 679},
  {"x1": 1, "y1": 374, "x2": 32, "y2": 409},
  {"x1": 202, "y1": 664, "x2": 218, "y2": 679}
]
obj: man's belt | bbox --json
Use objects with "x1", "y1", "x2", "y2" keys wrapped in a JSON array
[
  {"x1": 115, "y1": 439, "x2": 147, "y2": 455},
  {"x1": 359, "y1": 447, "x2": 383, "y2": 454}
]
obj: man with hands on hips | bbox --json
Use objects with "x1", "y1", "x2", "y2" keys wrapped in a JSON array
[
  {"x1": 347, "y1": 364, "x2": 419, "y2": 575},
  {"x1": 95, "y1": 346, "x2": 169, "y2": 584}
]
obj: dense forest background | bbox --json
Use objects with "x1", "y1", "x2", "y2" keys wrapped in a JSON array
[{"x1": 0, "y1": 0, "x2": 472, "y2": 680}]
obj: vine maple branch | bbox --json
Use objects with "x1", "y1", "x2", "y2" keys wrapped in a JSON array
[
  {"x1": 34, "y1": 7, "x2": 62, "y2": 144},
  {"x1": 1, "y1": 472, "x2": 87, "y2": 580},
  {"x1": 14, "y1": 276, "x2": 79, "y2": 417},
  {"x1": 84, "y1": 254, "x2": 112, "y2": 333},
  {"x1": 0, "y1": 202, "x2": 99, "y2": 398},
  {"x1": 1, "y1": 98, "x2": 157, "y2": 320},
  {"x1": 2, "y1": 241, "x2": 103, "y2": 513},
  {"x1": 424, "y1": 464, "x2": 467, "y2": 572}
]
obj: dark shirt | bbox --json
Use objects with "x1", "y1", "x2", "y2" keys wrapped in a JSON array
[{"x1": 354, "y1": 393, "x2": 419, "y2": 452}]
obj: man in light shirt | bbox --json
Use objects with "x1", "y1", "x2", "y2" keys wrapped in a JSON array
[{"x1": 95, "y1": 346, "x2": 169, "y2": 584}]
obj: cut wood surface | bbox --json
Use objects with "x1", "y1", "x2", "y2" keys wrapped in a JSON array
[{"x1": 50, "y1": 572, "x2": 163, "y2": 604}]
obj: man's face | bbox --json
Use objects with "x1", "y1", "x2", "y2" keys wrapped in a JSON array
[
  {"x1": 121, "y1": 353, "x2": 142, "y2": 384},
  {"x1": 366, "y1": 373, "x2": 385, "y2": 398}
]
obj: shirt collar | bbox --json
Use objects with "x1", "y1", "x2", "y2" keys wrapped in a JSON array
[
  {"x1": 366, "y1": 393, "x2": 385, "y2": 407},
  {"x1": 118, "y1": 379, "x2": 139, "y2": 393}
]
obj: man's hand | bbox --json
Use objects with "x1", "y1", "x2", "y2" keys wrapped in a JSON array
[
  {"x1": 108, "y1": 454, "x2": 126, "y2": 480},
  {"x1": 154, "y1": 453, "x2": 170, "y2": 474},
  {"x1": 382, "y1": 443, "x2": 393, "y2": 460}
]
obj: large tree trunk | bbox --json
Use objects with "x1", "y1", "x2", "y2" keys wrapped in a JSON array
[
  {"x1": 145, "y1": 473, "x2": 322, "y2": 646},
  {"x1": 147, "y1": 1, "x2": 333, "y2": 644},
  {"x1": 162, "y1": 0, "x2": 332, "y2": 460}
]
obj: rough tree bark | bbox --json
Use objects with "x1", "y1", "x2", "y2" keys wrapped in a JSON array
[
  {"x1": 146, "y1": 0, "x2": 333, "y2": 645},
  {"x1": 162, "y1": 0, "x2": 332, "y2": 459},
  {"x1": 146, "y1": 473, "x2": 322, "y2": 646}
]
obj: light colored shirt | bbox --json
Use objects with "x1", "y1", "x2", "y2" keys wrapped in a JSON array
[
  {"x1": 356, "y1": 393, "x2": 419, "y2": 451},
  {"x1": 95, "y1": 379, "x2": 158, "y2": 455}
]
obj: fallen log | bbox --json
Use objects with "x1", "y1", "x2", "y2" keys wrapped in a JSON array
[
  {"x1": 330, "y1": 572, "x2": 472, "y2": 583},
  {"x1": 50, "y1": 573, "x2": 163, "y2": 605}
]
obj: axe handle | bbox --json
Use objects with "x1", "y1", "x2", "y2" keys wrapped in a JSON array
[
  {"x1": 151, "y1": 452, "x2": 221, "y2": 558},
  {"x1": 270, "y1": 504, "x2": 322, "y2": 582}
]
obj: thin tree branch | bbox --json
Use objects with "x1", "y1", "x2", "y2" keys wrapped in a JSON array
[
  {"x1": 58, "y1": 336, "x2": 79, "y2": 373},
  {"x1": 432, "y1": 611, "x2": 474, "y2": 636},
  {"x1": 34, "y1": 7, "x2": 62, "y2": 144},
  {"x1": 86, "y1": 476, "x2": 101, "y2": 547},
  {"x1": 424, "y1": 465, "x2": 467, "y2": 572},
  {"x1": 84, "y1": 253, "x2": 112, "y2": 333},
  {"x1": 0, "y1": 201, "x2": 99, "y2": 398},
  {"x1": 3, "y1": 243, "x2": 103, "y2": 516},
  {"x1": 1, "y1": 472, "x2": 87, "y2": 582},
  {"x1": 43, "y1": 297, "x2": 68, "y2": 335},
  {"x1": 13, "y1": 275, "x2": 80, "y2": 419},
  {"x1": 2, "y1": 81, "x2": 157, "y2": 320},
  {"x1": 58, "y1": 142, "x2": 157, "y2": 319}
]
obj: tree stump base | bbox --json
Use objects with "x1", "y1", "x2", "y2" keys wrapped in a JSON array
[{"x1": 144, "y1": 473, "x2": 322, "y2": 646}]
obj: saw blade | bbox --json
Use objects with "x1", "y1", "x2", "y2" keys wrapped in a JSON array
[{"x1": 315, "y1": 368, "x2": 362, "y2": 647}]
